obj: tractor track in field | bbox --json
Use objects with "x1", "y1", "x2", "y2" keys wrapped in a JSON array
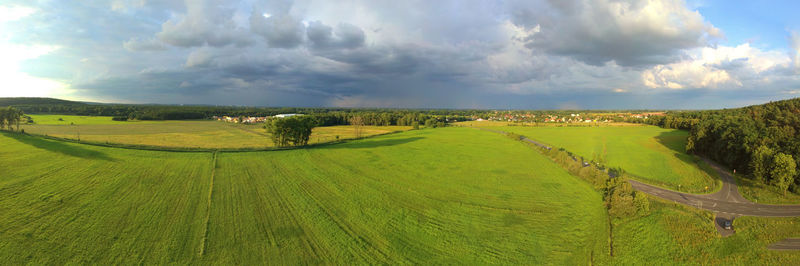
[{"x1": 198, "y1": 151, "x2": 217, "y2": 256}]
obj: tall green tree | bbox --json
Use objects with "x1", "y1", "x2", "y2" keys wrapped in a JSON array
[
  {"x1": 749, "y1": 145, "x2": 774, "y2": 183},
  {"x1": 771, "y1": 153, "x2": 797, "y2": 196},
  {"x1": 265, "y1": 116, "x2": 318, "y2": 147}
]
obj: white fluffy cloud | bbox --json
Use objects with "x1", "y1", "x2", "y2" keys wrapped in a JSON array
[
  {"x1": 0, "y1": 5, "x2": 35, "y2": 22},
  {"x1": 642, "y1": 43, "x2": 792, "y2": 89}
]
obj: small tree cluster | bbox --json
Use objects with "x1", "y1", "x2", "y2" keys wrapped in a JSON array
[
  {"x1": 506, "y1": 132, "x2": 523, "y2": 141},
  {"x1": 424, "y1": 118, "x2": 446, "y2": 128},
  {"x1": 748, "y1": 145, "x2": 797, "y2": 195},
  {"x1": 0, "y1": 107, "x2": 24, "y2": 131},
  {"x1": 265, "y1": 116, "x2": 318, "y2": 147},
  {"x1": 605, "y1": 178, "x2": 649, "y2": 218}
]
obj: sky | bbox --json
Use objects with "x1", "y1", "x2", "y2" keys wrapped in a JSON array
[{"x1": 0, "y1": 0, "x2": 799, "y2": 109}]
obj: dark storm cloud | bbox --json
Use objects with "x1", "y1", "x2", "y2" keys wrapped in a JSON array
[
  {"x1": 306, "y1": 21, "x2": 365, "y2": 50},
  {"x1": 5, "y1": 0, "x2": 800, "y2": 108},
  {"x1": 249, "y1": 12, "x2": 305, "y2": 48},
  {"x1": 508, "y1": 0, "x2": 722, "y2": 67}
]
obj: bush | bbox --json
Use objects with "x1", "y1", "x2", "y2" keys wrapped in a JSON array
[
  {"x1": 112, "y1": 116, "x2": 128, "y2": 121},
  {"x1": 506, "y1": 133, "x2": 523, "y2": 141}
]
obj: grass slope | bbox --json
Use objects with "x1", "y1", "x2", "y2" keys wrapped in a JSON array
[
  {"x1": 0, "y1": 128, "x2": 607, "y2": 264},
  {"x1": 492, "y1": 125, "x2": 718, "y2": 193}
]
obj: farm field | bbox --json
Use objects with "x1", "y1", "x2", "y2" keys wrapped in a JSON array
[
  {"x1": 0, "y1": 132, "x2": 212, "y2": 264},
  {"x1": 476, "y1": 125, "x2": 718, "y2": 193},
  {"x1": 0, "y1": 128, "x2": 608, "y2": 264},
  {"x1": 453, "y1": 120, "x2": 644, "y2": 127},
  {"x1": 25, "y1": 114, "x2": 161, "y2": 125},
  {"x1": 20, "y1": 115, "x2": 410, "y2": 149}
]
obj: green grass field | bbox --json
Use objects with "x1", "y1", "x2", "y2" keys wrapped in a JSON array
[
  {"x1": 27, "y1": 114, "x2": 159, "y2": 125},
  {"x1": 0, "y1": 132, "x2": 212, "y2": 264},
  {"x1": 21, "y1": 115, "x2": 410, "y2": 149},
  {"x1": 482, "y1": 125, "x2": 718, "y2": 193},
  {"x1": 0, "y1": 128, "x2": 608, "y2": 264},
  {"x1": 611, "y1": 198, "x2": 800, "y2": 264}
]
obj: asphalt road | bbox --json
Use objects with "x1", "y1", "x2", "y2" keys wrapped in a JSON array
[{"x1": 627, "y1": 158, "x2": 800, "y2": 217}]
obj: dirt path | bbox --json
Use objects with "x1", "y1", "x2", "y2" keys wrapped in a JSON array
[{"x1": 768, "y1": 238, "x2": 800, "y2": 250}]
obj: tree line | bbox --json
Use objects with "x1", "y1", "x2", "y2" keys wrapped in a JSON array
[
  {"x1": 2, "y1": 98, "x2": 475, "y2": 126},
  {"x1": 630, "y1": 98, "x2": 800, "y2": 194}
]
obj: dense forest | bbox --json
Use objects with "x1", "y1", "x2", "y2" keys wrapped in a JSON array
[{"x1": 633, "y1": 98, "x2": 800, "y2": 193}]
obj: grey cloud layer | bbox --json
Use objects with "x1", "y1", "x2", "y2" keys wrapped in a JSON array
[
  {"x1": 7, "y1": 0, "x2": 800, "y2": 108},
  {"x1": 509, "y1": 0, "x2": 721, "y2": 67}
]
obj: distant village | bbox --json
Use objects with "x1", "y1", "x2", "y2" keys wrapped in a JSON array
[
  {"x1": 213, "y1": 111, "x2": 666, "y2": 125},
  {"x1": 472, "y1": 112, "x2": 665, "y2": 123},
  {"x1": 213, "y1": 114, "x2": 300, "y2": 124}
]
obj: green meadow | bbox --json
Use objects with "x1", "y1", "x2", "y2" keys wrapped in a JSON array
[
  {"x1": 490, "y1": 125, "x2": 719, "y2": 193},
  {"x1": 0, "y1": 128, "x2": 608, "y2": 264},
  {"x1": 26, "y1": 114, "x2": 159, "y2": 125},
  {"x1": 3, "y1": 125, "x2": 799, "y2": 264},
  {"x1": 0, "y1": 133, "x2": 212, "y2": 264}
]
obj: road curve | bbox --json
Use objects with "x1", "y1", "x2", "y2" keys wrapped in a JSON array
[
  {"x1": 473, "y1": 126, "x2": 800, "y2": 216},
  {"x1": 628, "y1": 157, "x2": 800, "y2": 217},
  {"x1": 629, "y1": 179, "x2": 800, "y2": 217}
]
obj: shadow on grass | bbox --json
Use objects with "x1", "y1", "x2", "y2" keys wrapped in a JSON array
[
  {"x1": 654, "y1": 130, "x2": 688, "y2": 154},
  {"x1": 3, "y1": 132, "x2": 115, "y2": 161},
  {"x1": 655, "y1": 130, "x2": 721, "y2": 184},
  {"x1": 319, "y1": 136, "x2": 424, "y2": 149}
]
